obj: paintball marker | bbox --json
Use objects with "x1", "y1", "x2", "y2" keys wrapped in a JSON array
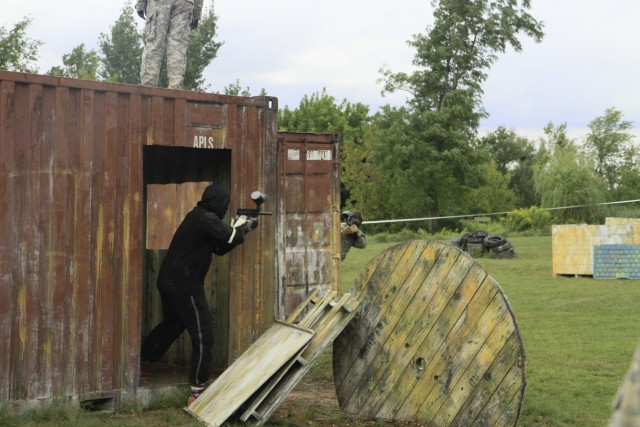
[{"x1": 234, "y1": 191, "x2": 272, "y2": 231}]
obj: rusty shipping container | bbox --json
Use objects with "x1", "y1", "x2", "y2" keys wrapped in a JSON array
[
  {"x1": 0, "y1": 71, "x2": 278, "y2": 410},
  {"x1": 276, "y1": 132, "x2": 341, "y2": 319}
]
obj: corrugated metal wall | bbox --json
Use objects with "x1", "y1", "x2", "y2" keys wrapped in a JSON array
[
  {"x1": 0, "y1": 71, "x2": 278, "y2": 406},
  {"x1": 275, "y1": 132, "x2": 341, "y2": 320}
]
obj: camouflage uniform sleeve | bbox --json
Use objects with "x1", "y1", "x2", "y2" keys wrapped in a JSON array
[
  {"x1": 193, "y1": 0, "x2": 204, "y2": 21},
  {"x1": 352, "y1": 231, "x2": 367, "y2": 249}
]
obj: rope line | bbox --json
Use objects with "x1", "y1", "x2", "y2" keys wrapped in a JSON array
[{"x1": 361, "y1": 199, "x2": 640, "y2": 225}]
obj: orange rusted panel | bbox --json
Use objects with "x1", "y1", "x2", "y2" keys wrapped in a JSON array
[
  {"x1": 0, "y1": 70, "x2": 278, "y2": 408},
  {"x1": 275, "y1": 132, "x2": 341, "y2": 319}
]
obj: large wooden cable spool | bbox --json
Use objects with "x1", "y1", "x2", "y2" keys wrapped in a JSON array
[{"x1": 333, "y1": 240, "x2": 526, "y2": 426}]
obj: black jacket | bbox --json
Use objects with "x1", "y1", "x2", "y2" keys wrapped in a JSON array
[{"x1": 157, "y1": 184, "x2": 245, "y2": 295}]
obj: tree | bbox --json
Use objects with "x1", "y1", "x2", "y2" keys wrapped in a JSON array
[
  {"x1": 541, "y1": 121, "x2": 572, "y2": 149},
  {"x1": 464, "y1": 162, "x2": 517, "y2": 214},
  {"x1": 380, "y1": 0, "x2": 544, "y2": 114},
  {"x1": 223, "y1": 79, "x2": 266, "y2": 97},
  {"x1": 0, "y1": 16, "x2": 42, "y2": 72},
  {"x1": 371, "y1": 0, "x2": 544, "y2": 229},
  {"x1": 99, "y1": 2, "x2": 143, "y2": 83},
  {"x1": 585, "y1": 107, "x2": 635, "y2": 191},
  {"x1": 479, "y1": 127, "x2": 539, "y2": 207},
  {"x1": 365, "y1": 99, "x2": 490, "y2": 232},
  {"x1": 47, "y1": 44, "x2": 100, "y2": 79},
  {"x1": 533, "y1": 144, "x2": 607, "y2": 223},
  {"x1": 277, "y1": 89, "x2": 371, "y2": 210},
  {"x1": 182, "y1": 0, "x2": 222, "y2": 91}
]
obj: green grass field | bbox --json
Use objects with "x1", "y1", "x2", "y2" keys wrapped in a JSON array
[{"x1": 3, "y1": 235, "x2": 639, "y2": 426}]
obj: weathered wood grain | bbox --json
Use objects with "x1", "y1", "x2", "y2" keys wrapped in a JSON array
[
  {"x1": 362, "y1": 264, "x2": 494, "y2": 419},
  {"x1": 445, "y1": 333, "x2": 524, "y2": 425},
  {"x1": 186, "y1": 321, "x2": 314, "y2": 427},
  {"x1": 335, "y1": 241, "x2": 441, "y2": 402},
  {"x1": 240, "y1": 292, "x2": 361, "y2": 425},
  {"x1": 341, "y1": 245, "x2": 470, "y2": 414},
  {"x1": 333, "y1": 240, "x2": 525, "y2": 426}
]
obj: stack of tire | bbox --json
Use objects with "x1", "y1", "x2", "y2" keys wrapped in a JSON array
[{"x1": 448, "y1": 230, "x2": 516, "y2": 258}]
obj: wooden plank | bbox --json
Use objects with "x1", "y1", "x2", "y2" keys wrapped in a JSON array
[
  {"x1": 285, "y1": 288, "x2": 319, "y2": 323},
  {"x1": 350, "y1": 260, "x2": 488, "y2": 417},
  {"x1": 341, "y1": 245, "x2": 470, "y2": 414},
  {"x1": 370, "y1": 274, "x2": 499, "y2": 420},
  {"x1": 238, "y1": 354, "x2": 309, "y2": 422},
  {"x1": 444, "y1": 333, "x2": 524, "y2": 425},
  {"x1": 246, "y1": 292, "x2": 360, "y2": 424},
  {"x1": 398, "y1": 292, "x2": 514, "y2": 421},
  {"x1": 334, "y1": 241, "x2": 440, "y2": 401},
  {"x1": 185, "y1": 321, "x2": 314, "y2": 427},
  {"x1": 298, "y1": 291, "x2": 337, "y2": 329}
]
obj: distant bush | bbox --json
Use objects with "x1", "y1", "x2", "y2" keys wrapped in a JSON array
[
  {"x1": 504, "y1": 206, "x2": 553, "y2": 233},
  {"x1": 459, "y1": 219, "x2": 507, "y2": 236}
]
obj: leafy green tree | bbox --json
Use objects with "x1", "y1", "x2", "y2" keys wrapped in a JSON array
[
  {"x1": 366, "y1": 100, "x2": 489, "y2": 232},
  {"x1": 380, "y1": 0, "x2": 544, "y2": 113},
  {"x1": 99, "y1": 2, "x2": 143, "y2": 83},
  {"x1": 182, "y1": 0, "x2": 222, "y2": 91},
  {"x1": 533, "y1": 144, "x2": 607, "y2": 223},
  {"x1": 223, "y1": 79, "x2": 266, "y2": 97},
  {"x1": 372, "y1": 0, "x2": 544, "y2": 229},
  {"x1": 541, "y1": 121, "x2": 572, "y2": 149},
  {"x1": 277, "y1": 89, "x2": 371, "y2": 210},
  {"x1": 0, "y1": 16, "x2": 42, "y2": 72},
  {"x1": 47, "y1": 44, "x2": 100, "y2": 79},
  {"x1": 613, "y1": 151, "x2": 640, "y2": 204},
  {"x1": 480, "y1": 126, "x2": 539, "y2": 207},
  {"x1": 465, "y1": 162, "x2": 517, "y2": 214},
  {"x1": 585, "y1": 107, "x2": 635, "y2": 191}
]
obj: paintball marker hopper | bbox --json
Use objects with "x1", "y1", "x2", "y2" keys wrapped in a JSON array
[{"x1": 235, "y1": 191, "x2": 272, "y2": 231}]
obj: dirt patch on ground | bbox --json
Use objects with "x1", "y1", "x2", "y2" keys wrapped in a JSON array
[{"x1": 272, "y1": 377, "x2": 426, "y2": 427}]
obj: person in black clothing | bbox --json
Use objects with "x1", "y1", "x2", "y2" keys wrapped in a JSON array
[{"x1": 141, "y1": 183, "x2": 254, "y2": 405}]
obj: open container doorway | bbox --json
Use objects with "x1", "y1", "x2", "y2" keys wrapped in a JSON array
[{"x1": 141, "y1": 145, "x2": 232, "y2": 388}]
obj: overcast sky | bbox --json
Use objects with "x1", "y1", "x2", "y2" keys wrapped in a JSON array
[{"x1": 3, "y1": 0, "x2": 639, "y2": 142}]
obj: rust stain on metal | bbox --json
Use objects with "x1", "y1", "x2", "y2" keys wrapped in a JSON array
[
  {"x1": 0, "y1": 71, "x2": 278, "y2": 408},
  {"x1": 276, "y1": 132, "x2": 341, "y2": 320}
]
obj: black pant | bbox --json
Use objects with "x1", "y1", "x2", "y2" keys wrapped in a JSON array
[{"x1": 141, "y1": 292, "x2": 214, "y2": 385}]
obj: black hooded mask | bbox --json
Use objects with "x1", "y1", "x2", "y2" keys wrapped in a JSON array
[{"x1": 197, "y1": 183, "x2": 230, "y2": 219}]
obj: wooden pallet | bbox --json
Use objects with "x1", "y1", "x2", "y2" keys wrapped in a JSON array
[{"x1": 185, "y1": 289, "x2": 359, "y2": 427}]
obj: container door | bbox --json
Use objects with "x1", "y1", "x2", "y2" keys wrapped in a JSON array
[{"x1": 276, "y1": 133, "x2": 341, "y2": 320}]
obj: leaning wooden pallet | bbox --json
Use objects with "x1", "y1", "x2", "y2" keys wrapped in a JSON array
[
  {"x1": 185, "y1": 289, "x2": 360, "y2": 427},
  {"x1": 184, "y1": 320, "x2": 315, "y2": 427},
  {"x1": 241, "y1": 291, "x2": 359, "y2": 424}
]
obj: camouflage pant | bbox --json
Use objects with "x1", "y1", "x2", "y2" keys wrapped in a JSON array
[{"x1": 140, "y1": 0, "x2": 194, "y2": 89}]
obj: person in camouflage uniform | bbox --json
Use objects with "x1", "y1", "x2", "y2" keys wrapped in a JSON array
[
  {"x1": 340, "y1": 211, "x2": 367, "y2": 261},
  {"x1": 135, "y1": 0, "x2": 203, "y2": 89}
]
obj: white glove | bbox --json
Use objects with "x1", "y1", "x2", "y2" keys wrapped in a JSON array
[
  {"x1": 232, "y1": 215, "x2": 249, "y2": 230},
  {"x1": 228, "y1": 215, "x2": 249, "y2": 243}
]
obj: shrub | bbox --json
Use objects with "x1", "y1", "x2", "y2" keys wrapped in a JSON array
[
  {"x1": 459, "y1": 219, "x2": 507, "y2": 236},
  {"x1": 504, "y1": 206, "x2": 553, "y2": 233}
]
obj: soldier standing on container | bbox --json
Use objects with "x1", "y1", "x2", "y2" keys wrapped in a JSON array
[
  {"x1": 135, "y1": 0, "x2": 203, "y2": 89},
  {"x1": 141, "y1": 183, "x2": 257, "y2": 405},
  {"x1": 340, "y1": 211, "x2": 367, "y2": 261}
]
